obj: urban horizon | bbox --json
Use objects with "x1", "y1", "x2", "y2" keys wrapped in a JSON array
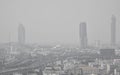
[
  {"x1": 0, "y1": 0, "x2": 120, "y2": 75},
  {"x1": 0, "y1": 15, "x2": 119, "y2": 48}
]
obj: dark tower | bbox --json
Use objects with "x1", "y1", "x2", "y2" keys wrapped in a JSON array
[
  {"x1": 111, "y1": 15, "x2": 116, "y2": 46},
  {"x1": 18, "y1": 24, "x2": 25, "y2": 44},
  {"x1": 79, "y1": 22, "x2": 88, "y2": 49}
]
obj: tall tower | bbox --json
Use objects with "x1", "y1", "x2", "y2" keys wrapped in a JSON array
[
  {"x1": 18, "y1": 24, "x2": 25, "y2": 44},
  {"x1": 111, "y1": 15, "x2": 116, "y2": 46},
  {"x1": 79, "y1": 22, "x2": 88, "y2": 49}
]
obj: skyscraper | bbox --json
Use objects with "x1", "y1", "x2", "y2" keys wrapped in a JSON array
[
  {"x1": 18, "y1": 24, "x2": 25, "y2": 44},
  {"x1": 111, "y1": 15, "x2": 116, "y2": 46},
  {"x1": 79, "y1": 22, "x2": 88, "y2": 49}
]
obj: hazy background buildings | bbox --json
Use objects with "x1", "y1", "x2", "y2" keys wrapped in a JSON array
[
  {"x1": 0, "y1": 0, "x2": 120, "y2": 75},
  {"x1": 0, "y1": 0, "x2": 120, "y2": 46}
]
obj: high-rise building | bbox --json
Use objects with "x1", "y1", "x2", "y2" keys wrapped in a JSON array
[
  {"x1": 79, "y1": 22, "x2": 88, "y2": 49},
  {"x1": 18, "y1": 24, "x2": 25, "y2": 44},
  {"x1": 111, "y1": 15, "x2": 116, "y2": 46}
]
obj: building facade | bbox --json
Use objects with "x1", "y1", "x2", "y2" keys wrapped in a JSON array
[
  {"x1": 111, "y1": 15, "x2": 116, "y2": 46},
  {"x1": 18, "y1": 24, "x2": 25, "y2": 44},
  {"x1": 79, "y1": 22, "x2": 88, "y2": 49}
]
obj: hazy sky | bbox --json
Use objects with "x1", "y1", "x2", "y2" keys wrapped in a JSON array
[{"x1": 0, "y1": 0, "x2": 120, "y2": 45}]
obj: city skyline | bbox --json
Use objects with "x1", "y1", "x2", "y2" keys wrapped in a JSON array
[
  {"x1": 0, "y1": 1, "x2": 120, "y2": 74},
  {"x1": 0, "y1": 0, "x2": 120, "y2": 45},
  {"x1": 0, "y1": 15, "x2": 120, "y2": 46},
  {"x1": 1, "y1": 15, "x2": 118, "y2": 47}
]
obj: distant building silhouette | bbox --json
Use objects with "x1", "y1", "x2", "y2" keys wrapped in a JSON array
[
  {"x1": 111, "y1": 15, "x2": 116, "y2": 46},
  {"x1": 18, "y1": 24, "x2": 25, "y2": 44},
  {"x1": 79, "y1": 22, "x2": 88, "y2": 49},
  {"x1": 100, "y1": 48, "x2": 115, "y2": 59}
]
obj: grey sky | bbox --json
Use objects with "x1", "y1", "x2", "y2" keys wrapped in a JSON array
[{"x1": 0, "y1": 0, "x2": 120, "y2": 45}]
